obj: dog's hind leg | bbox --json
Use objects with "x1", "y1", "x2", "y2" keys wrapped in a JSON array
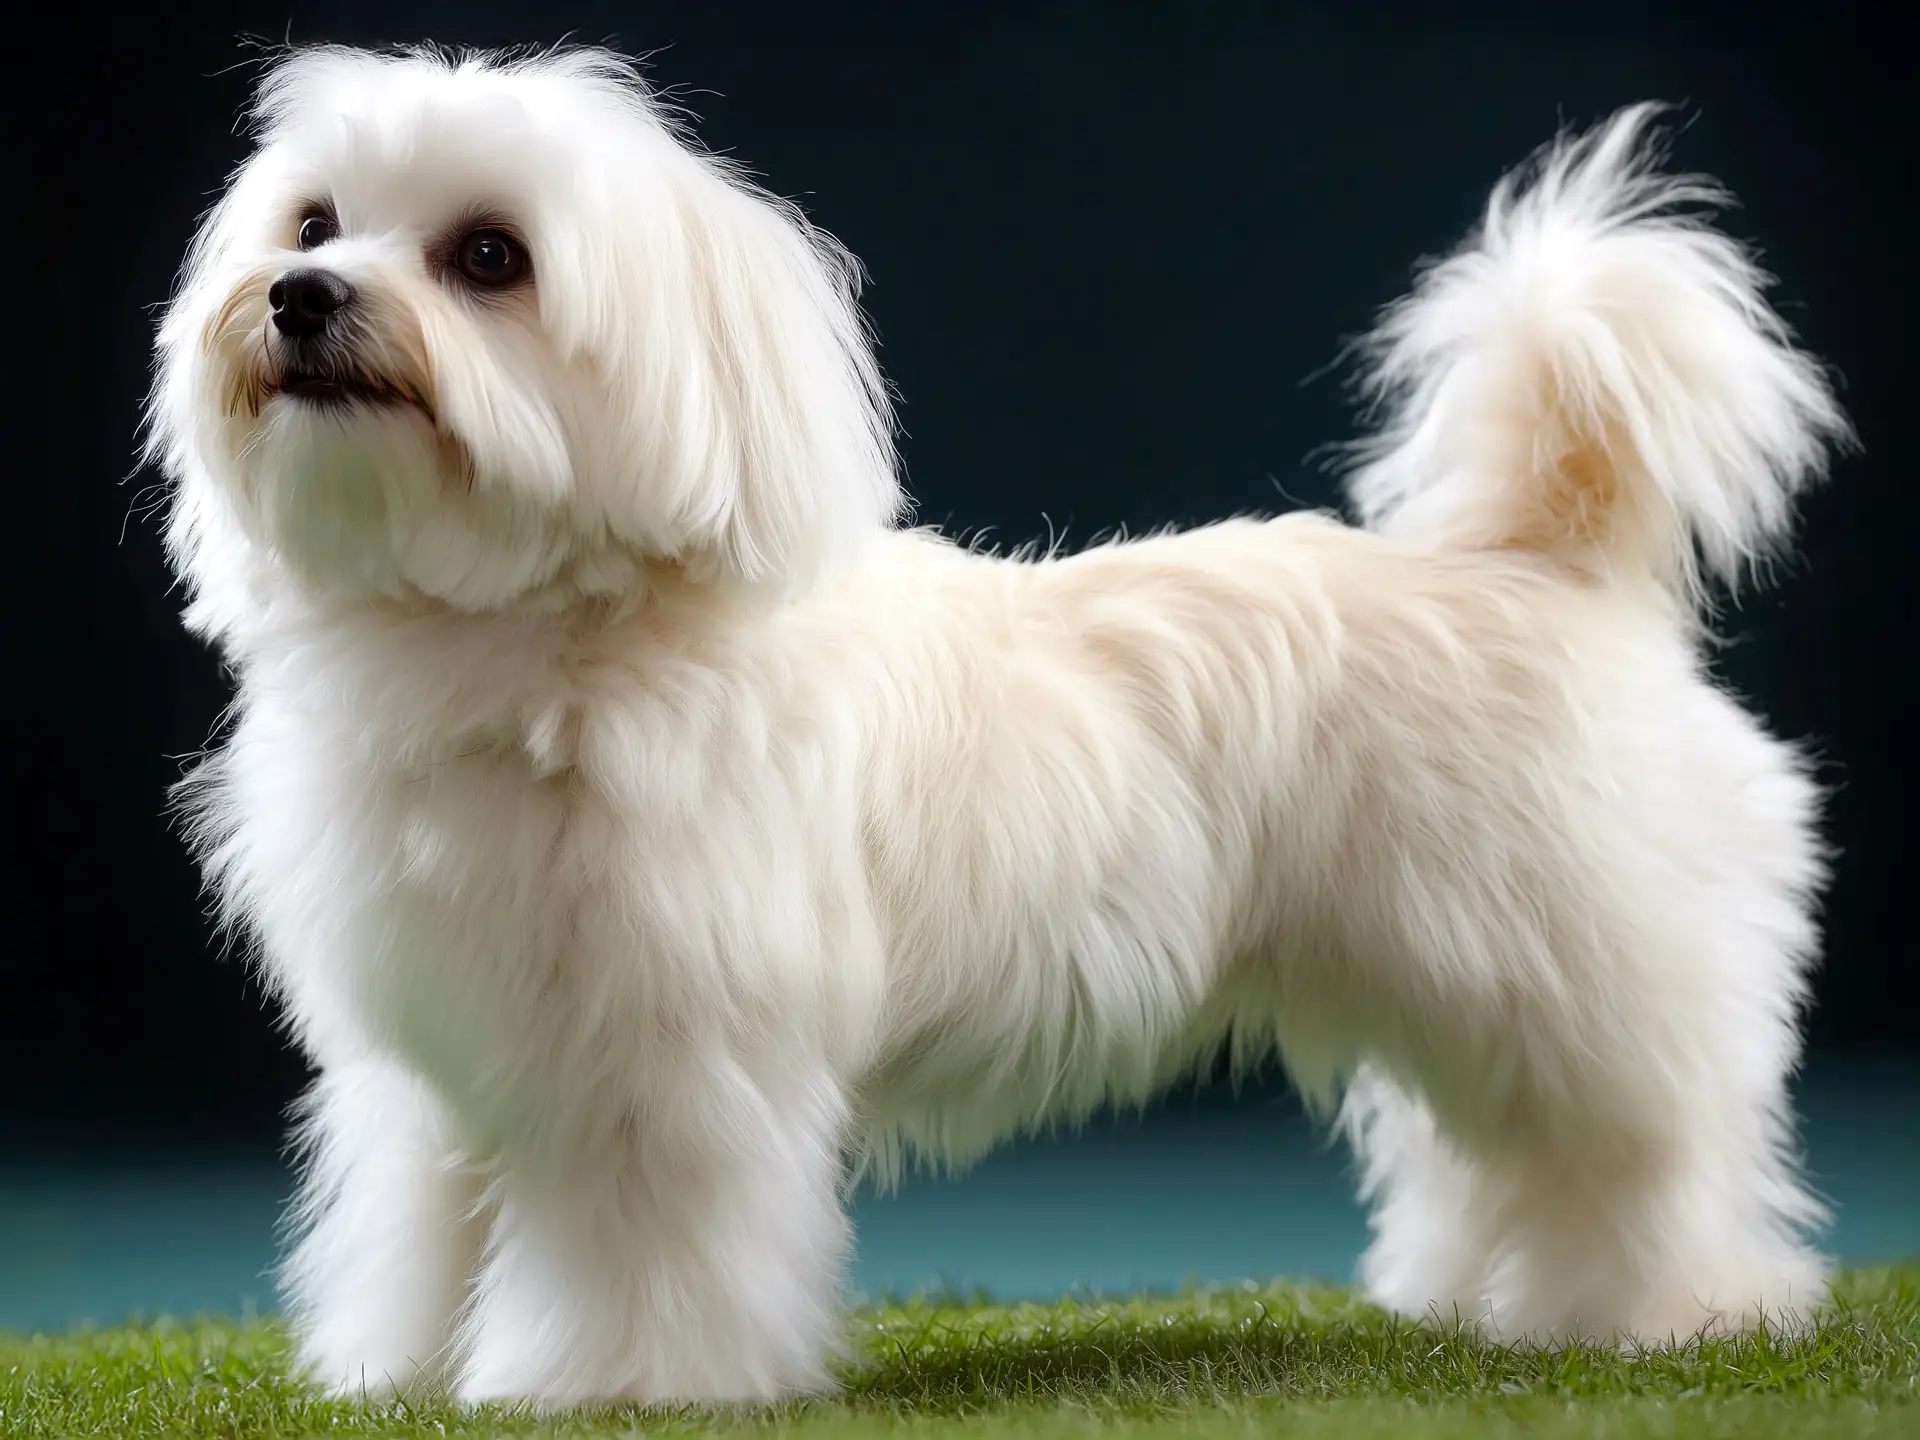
[
  {"x1": 1329, "y1": 730, "x2": 1829, "y2": 1342},
  {"x1": 1336, "y1": 1066, "x2": 1501, "y2": 1330}
]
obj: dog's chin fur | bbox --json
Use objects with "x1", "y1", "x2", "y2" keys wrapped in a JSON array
[{"x1": 148, "y1": 47, "x2": 1852, "y2": 1409}]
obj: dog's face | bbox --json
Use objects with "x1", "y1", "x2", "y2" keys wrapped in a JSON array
[{"x1": 149, "y1": 46, "x2": 900, "y2": 632}]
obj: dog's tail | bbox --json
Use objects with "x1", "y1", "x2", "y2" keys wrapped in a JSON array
[{"x1": 1343, "y1": 103, "x2": 1851, "y2": 606}]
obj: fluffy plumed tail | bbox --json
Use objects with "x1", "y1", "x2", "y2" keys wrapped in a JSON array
[{"x1": 1345, "y1": 103, "x2": 1852, "y2": 603}]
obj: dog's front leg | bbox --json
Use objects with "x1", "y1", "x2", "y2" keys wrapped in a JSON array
[
  {"x1": 454, "y1": 1047, "x2": 852, "y2": 1410},
  {"x1": 283, "y1": 1058, "x2": 489, "y2": 1398}
]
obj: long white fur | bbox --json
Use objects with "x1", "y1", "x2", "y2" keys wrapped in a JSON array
[
  {"x1": 146, "y1": 48, "x2": 1851, "y2": 1409},
  {"x1": 1345, "y1": 102, "x2": 1845, "y2": 602}
]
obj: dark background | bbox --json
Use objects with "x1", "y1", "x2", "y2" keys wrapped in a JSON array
[{"x1": 5, "y1": 3, "x2": 1908, "y2": 1158}]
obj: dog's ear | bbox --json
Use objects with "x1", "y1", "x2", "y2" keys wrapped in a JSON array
[
  {"x1": 568, "y1": 123, "x2": 904, "y2": 598},
  {"x1": 666, "y1": 177, "x2": 903, "y2": 594}
]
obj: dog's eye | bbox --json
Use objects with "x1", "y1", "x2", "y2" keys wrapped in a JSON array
[
  {"x1": 453, "y1": 229, "x2": 530, "y2": 288},
  {"x1": 297, "y1": 213, "x2": 340, "y2": 251}
]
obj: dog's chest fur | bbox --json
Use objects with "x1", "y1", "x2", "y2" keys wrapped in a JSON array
[{"x1": 213, "y1": 603, "x2": 884, "y2": 1156}]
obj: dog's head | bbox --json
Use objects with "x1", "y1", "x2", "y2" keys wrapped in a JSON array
[{"x1": 148, "y1": 45, "x2": 901, "y2": 634}]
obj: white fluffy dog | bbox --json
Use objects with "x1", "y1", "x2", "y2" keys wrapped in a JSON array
[{"x1": 147, "y1": 44, "x2": 1851, "y2": 1408}]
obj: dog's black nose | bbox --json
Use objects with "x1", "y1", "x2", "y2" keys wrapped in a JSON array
[{"x1": 268, "y1": 269, "x2": 354, "y2": 339}]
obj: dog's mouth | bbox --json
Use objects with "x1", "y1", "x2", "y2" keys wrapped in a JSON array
[{"x1": 274, "y1": 364, "x2": 415, "y2": 409}]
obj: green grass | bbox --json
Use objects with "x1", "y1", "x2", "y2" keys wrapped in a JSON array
[{"x1": 4, "y1": 1269, "x2": 1917, "y2": 1438}]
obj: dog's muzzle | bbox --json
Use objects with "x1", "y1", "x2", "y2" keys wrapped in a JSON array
[{"x1": 264, "y1": 269, "x2": 418, "y2": 411}]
